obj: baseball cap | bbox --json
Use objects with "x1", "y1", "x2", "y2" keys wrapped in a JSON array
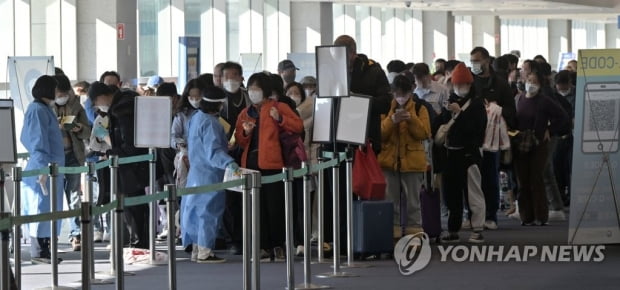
[{"x1": 277, "y1": 60, "x2": 299, "y2": 72}]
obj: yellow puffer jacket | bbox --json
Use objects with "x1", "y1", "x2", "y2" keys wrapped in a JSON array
[{"x1": 378, "y1": 98, "x2": 431, "y2": 172}]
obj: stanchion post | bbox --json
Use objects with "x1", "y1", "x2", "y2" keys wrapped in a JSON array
[
  {"x1": 316, "y1": 154, "x2": 326, "y2": 264},
  {"x1": 342, "y1": 148, "x2": 369, "y2": 269},
  {"x1": 316, "y1": 155, "x2": 356, "y2": 278},
  {"x1": 296, "y1": 163, "x2": 330, "y2": 290},
  {"x1": 80, "y1": 194, "x2": 92, "y2": 290},
  {"x1": 49, "y1": 163, "x2": 61, "y2": 287},
  {"x1": 148, "y1": 148, "x2": 157, "y2": 264},
  {"x1": 242, "y1": 173, "x2": 252, "y2": 290},
  {"x1": 11, "y1": 167, "x2": 22, "y2": 289},
  {"x1": 283, "y1": 167, "x2": 295, "y2": 290},
  {"x1": 110, "y1": 156, "x2": 125, "y2": 290},
  {"x1": 164, "y1": 184, "x2": 177, "y2": 290},
  {"x1": 251, "y1": 171, "x2": 261, "y2": 290},
  {"x1": 1, "y1": 167, "x2": 11, "y2": 290}
]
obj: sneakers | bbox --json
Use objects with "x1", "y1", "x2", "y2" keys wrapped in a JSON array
[
  {"x1": 190, "y1": 246, "x2": 199, "y2": 262},
  {"x1": 93, "y1": 231, "x2": 104, "y2": 243},
  {"x1": 156, "y1": 229, "x2": 168, "y2": 241},
  {"x1": 441, "y1": 233, "x2": 460, "y2": 243},
  {"x1": 468, "y1": 232, "x2": 485, "y2": 244},
  {"x1": 197, "y1": 254, "x2": 226, "y2": 264},
  {"x1": 70, "y1": 237, "x2": 81, "y2": 251},
  {"x1": 296, "y1": 245, "x2": 304, "y2": 257},
  {"x1": 273, "y1": 247, "x2": 286, "y2": 262},
  {"x1": 102, "y1": 232, "x2": 111, "y2": 242},
  {"x1": 31, "y1": 257, "x2": 63, "y2": 265},
  {"x1": 548, "y1": 210, "x2": 566, "y2": 221},
  {"x1": 484, "y1": 220, "x2": 498, "y2": 230},
  {"x1": 521, "y1": 221, "x2": 535, "y2": 226},
  {"x1": 259, "y1": 249, "x2": 272, "y2": 262},
  {"x1": 461, "y1": 219, "x2": 472, "y2": 229}
]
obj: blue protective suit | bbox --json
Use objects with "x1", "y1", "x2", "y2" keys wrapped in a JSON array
[
  {"x1": 20, "y1": 101, "x2": 65, "y2": 238},
  {"x1": 181, "y1": 111, "x2": 233, "y2": 249}
]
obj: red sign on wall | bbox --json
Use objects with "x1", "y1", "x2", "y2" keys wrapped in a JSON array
[{"x1": 117, "y1": 23, "x2": 125, "y2": 40}]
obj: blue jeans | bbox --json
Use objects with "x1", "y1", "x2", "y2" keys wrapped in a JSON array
[
  {"x1": 481, "y1": 151, "x2": 500, "y2": 222},
  {"x1": 64, "y1": 152, "x2": 82, "y2": 238}
]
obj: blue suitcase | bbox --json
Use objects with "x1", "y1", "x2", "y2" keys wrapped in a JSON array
[{"x1": 353, "y1": 200, "x2": 393, "y2": 255}]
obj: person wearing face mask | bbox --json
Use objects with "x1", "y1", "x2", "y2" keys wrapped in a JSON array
[
  {"x1": 412, "y1": 63, "x2": 450, "y2": 116},
  {"x1": 552, "y1": 70, "x2": 575, "y2": 207},
  {"x1": 219, "y1": 62, "x2": 251, "y2": 142},
  {"x1": 277, "y1": 59, "x2": 299, "y2": 88},
  {"x1": 89, "y1": 81, "x2": 151, "y2": 249},
  {"x1": 182, "y1": 86, "x2": 238, "y2": 263},
  {"x1": 52, "y1": 74, "x2": 92, "y2": 251},
  {"x1": 300, "y1": 76, "x2": 317, "y2": 99},
  {"x1": 235, "y1": 72, "x2": 304, "y2": 261},
  {"x1": 386, "y1": 60, "x2": 408, "y2": 84},
  {"x1": 514, "y1": 71, "x2": 569, "y2": 226},
  {"x1": 21, "y1": 75, "x2": 66, "y2": 264},
  {"x1": 469, "y1": 46, "x2": 517, "y2": 230},
  {"x1": 172, "y1": 79, "x2": 204, "y2": 150},
  {"x1": 379, "y1": 75, "x2": 431, "y2": 239},
  {"x1": 436, "y1": 63, "x2": 487, "y2": 244}
]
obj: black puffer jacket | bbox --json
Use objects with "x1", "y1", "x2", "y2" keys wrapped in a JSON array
[{"x1": 107, "y1": 90, "x2": 149, "y2": 195}]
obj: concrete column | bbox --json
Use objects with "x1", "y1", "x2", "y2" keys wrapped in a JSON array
[
  {"x1": 422, "y1": 11, "x2": 454, "y2": 64},
  {"x1": 116, "y1": 0, "x2": 137, "y2": 83},
  {"x1": 0, "y1": 0, "x2": 15, "y2": 83},
  {"x1": 333, "y1": 4, "x2": 355, "y2": 44},
  {"x1": 200, "y1": 0, "x2": 227, "y2": 74},
  {"x1": 406, "y1": 9, "x2": 423, "y2": 63},
  {"x1": 291, "y1": 2, "x2": 321, "y2": 52},
  {"x1": 319, "y1": 2, "x2": 333, "y2": 45},
  {"x1": 263, "y1": 0, "x2": 289, "y2": 71},
  {"x1": 605, "y1": 23, "x2": 620, "y2": 49},
  {"x1": 548, "y1": 19, "x2": 571, "y2": 71},
  {"x1": 60, "y1": 0, "x2": 77, "y2": 78},
  {"x1": 31, "y1": 0, "x2": 62, "y2": 63},
  {"x1": 472, "y1": 15, "x2": 500, "y2": 57}
]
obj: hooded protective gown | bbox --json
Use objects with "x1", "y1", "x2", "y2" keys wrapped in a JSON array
[
  {"x1": 181, "y1": 111, "x2": 233, "y2": 249},
  {"x1": 20, "y1": 101, "x2": 65, "y2": 238}
]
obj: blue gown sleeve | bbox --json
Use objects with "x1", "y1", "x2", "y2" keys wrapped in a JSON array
[
  {"x1": 203, "y1": 119, "x2": 234, "y2": 170},
  {"x1": 21, "y1": 104, "x2": 52, "y2": 164}
]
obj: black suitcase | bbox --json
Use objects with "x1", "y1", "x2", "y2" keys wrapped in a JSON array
[{"x1": 353, "y1": 200, "x2": 393, "y2": 256}]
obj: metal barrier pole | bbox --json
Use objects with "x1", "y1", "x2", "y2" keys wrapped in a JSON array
[
  {"x1": 82, "y1": 162, "x2": 111, "y2": 285},
  {"x1": 110, "y1": 156, "x2": 125, "y2": 290},
  {"x1": 242, "y1": 173, "x2": 252, "y2": 290},
  {"x1": 296, "y1": 163, "x2": 330, "y2": 290},
  {"x1": 316, "y1": 156, "x2": 326, "y2": 264},
  {"x1": 80, "y1": 194, "x2": 92, "y2": 290},
  {"x1": 283, "y1": 167, "x2": 295, "y2": 290},
  {"x1": 11, "y1": 167, "x2": 22, "y2": 289},
  {"x1": 164, "y1": 184, "x2": 177, "y2": 290},
  {"x1": 1, "y1": 167, "x2": 11, "y2": 290},
  {"x1": 342, "y1": 150, "x2": 369, "y2": 269},
  {"x1": 317, "y1": 158, "x2": 356, "y2": 278},
  {"x1": 251, "y1": 171, "x2": 261, "y2": 290},
  {"x1": 148, "y1": 148, "x2": 158, "y2": 264}
]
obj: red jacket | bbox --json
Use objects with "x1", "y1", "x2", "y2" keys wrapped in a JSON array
[{"x1": 235, "y1": 100, "x2": 304, "y2": 170}]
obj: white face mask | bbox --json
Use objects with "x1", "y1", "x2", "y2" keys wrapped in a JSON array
[
  {"x1": 248, "y1": 90, "x2": 264, "y2": 105},
  {"x1": 98, "y1": 105, "x2": 110, "y2": 113},
  {"x1": 223, "y1": 80, "x2": 241, "y2": 93},
  {"x1": 55, "y1": 96, "x2": 69, "y2": 106},
  {"x1": 525, "y1": 83, "x2": 539, "y2": 97},
  {"x1": 471, "y1": 62, "x2": 483, "y2": 75},
  {"x1": 189, "y1": 99, "x2": 201, "y2": 109},
  {"x1": 291, "y1": 96, "x2": 302, "y2": 106},
  {"x1": 558, "y1": 90, "x2": 570, "y2": 97},
  {"x1": 304, "y1": 89, "x2": 314, "y2": 98},
  {"x1": 395, "y1": 96, "x2": 409, "y2": 106},
  {"x1": 454, "y1": 86, "x2": 470, "y2": 98}
]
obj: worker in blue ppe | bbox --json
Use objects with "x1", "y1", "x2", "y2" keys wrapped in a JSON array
[
  {"x1": 20, "y1": 75, "x2": 65, "y2": 264},
  {"x1": 182, "y1": 86, "x2": 239, "y2": 263}
]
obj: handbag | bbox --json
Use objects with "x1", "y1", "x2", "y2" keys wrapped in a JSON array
[
  {"x1": 280, "y1": 130, "x2": 308, "y2": 169},
  {"x1": 353, "y1": 141, "x2": 387, "y2": 200},
  {"x1": 434, "y1": 100, "x2": 470, "y2": 146}
]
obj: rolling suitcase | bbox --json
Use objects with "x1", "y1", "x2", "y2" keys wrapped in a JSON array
[
  {"x1": 420, "y1": 184, "x2": 442, "y2": 240},
  {"x1": 353, "y1": 200, "x2": 393, "y2": 256}
]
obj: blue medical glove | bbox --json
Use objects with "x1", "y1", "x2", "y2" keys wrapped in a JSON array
[{"x1": 227, "y1": 162, "x2": 240, "y2": 171}]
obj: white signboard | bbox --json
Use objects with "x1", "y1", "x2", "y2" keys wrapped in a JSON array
[
  {"x1": 316, "y1": 46, "x2": 349, "y2": 98},
  {"x1": 336, "y1": 94, "x2": 371, "y2": 145},
  {"x1": 134, "y1": 96, "x2": 172, "y2": 148},
  {"x1": 0, "y1": 100, "x2": 17, "y2": 163},
  {"x1": 311, "y1": 97, "x2": 333, "y2": 143}
]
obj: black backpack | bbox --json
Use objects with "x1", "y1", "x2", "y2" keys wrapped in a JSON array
[{"x1": 413, "y1": 96, "x2": 438, "y2": 135}]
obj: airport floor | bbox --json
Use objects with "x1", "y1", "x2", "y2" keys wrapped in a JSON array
[{"x1": 13, "y1": 213, "x2": 620, "y2": 290}]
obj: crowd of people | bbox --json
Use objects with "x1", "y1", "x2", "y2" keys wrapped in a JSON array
[{"x1": 17, "y1": 33, "x2": 576, "y2": 265}]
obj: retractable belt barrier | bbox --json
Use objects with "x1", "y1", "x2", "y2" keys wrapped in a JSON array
[{"x1": 0, "y1": 152, "x2": 346, "y2": 290}]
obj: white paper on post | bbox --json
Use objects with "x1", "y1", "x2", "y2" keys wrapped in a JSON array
[
  {"x1": 316, "y1": 46, "x2": 348, "y2": 98},
  {"x1": 134, "y1": 96, "x2": 172, "y2": 148},
  {"x1": 311, "y1": 97, "x2": 333, "y2": 143},
  {"x1": 224, "y1": 167, "x2": 259, "y2": 192},
  {"x1": 0, "y1": 100, "x2": 17, "y2": 163},
  {"x1": 336, "y1": 94, "x2": 371, "y2": 145}
]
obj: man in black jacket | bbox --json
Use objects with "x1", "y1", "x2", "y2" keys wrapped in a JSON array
[{"x1": 89, "y1": 82, "x2": 150, "y2": 249}]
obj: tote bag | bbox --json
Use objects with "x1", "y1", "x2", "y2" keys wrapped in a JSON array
[{"x1": 353, "y1": 142, "x2": 386, "y2": 200}]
